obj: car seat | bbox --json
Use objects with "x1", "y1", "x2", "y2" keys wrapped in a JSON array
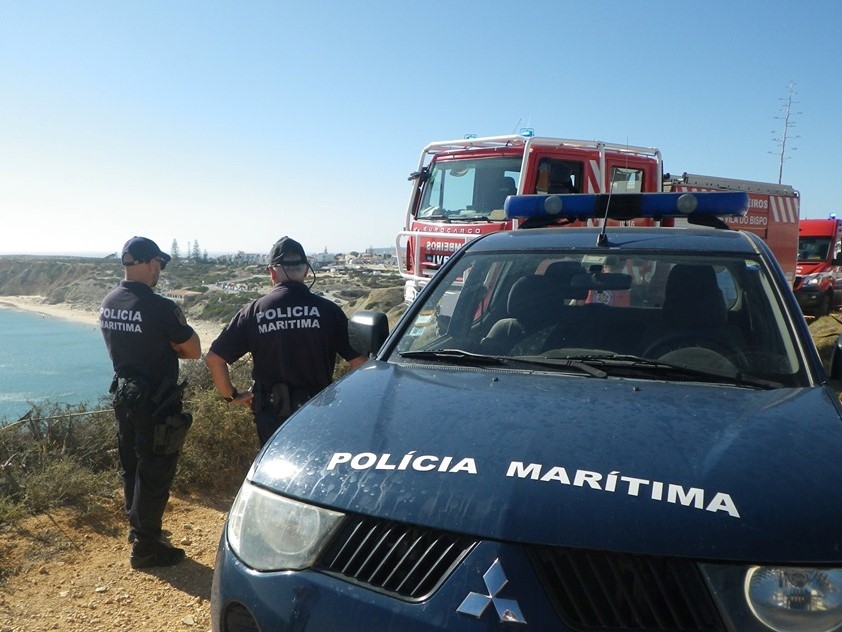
[
  {"x1": 640, "y1": 264, "x2": 746, "y2": 368},
  {"x1": 480, "y1": 275, "x2": 564, "y2": 355},
  {"x1": 547, "y1": 164, "x2": 576, "y2": 194}
]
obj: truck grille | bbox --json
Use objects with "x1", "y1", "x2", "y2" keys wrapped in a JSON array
[
  {"x1": 528, "y1": 547, "x2": 723, "y2": 630},
  {"x1": 317, "y1": 516, "x2": 723, "y2": 629},
  {"x1": 316, "y1": 515, "x2": 476, "y2": 601}
]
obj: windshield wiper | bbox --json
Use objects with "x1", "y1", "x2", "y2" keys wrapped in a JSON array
[
  {"x1": 400, "y1": 349, "x2": 505, "y2": 365},
  {"x1": 548, "y1": 353, "x2": 781, "y2": 389},
  {"x1": 503, "y1": 356, "x2": 607, "y2": 378},
  {"x1": 399, "y1": 350, "x2": 607, "y2": 377},
  {"x1": 448, "y1": 215, "x2": 491, "y2": 222}
]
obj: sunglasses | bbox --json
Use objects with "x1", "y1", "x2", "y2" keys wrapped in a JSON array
[
  {"x1": 269, "y1": 259, "x2": 306, "y2": 270},
  {"x1": 124, "y1": 256, "x2": 167, "y2": 270}
]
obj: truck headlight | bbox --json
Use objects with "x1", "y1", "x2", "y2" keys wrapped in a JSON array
[
  {"x1": 703, "y1": 564, "x2": 842, "y2": 632},
  {"x1": 745, "y1": 567, "x2": 842, "y2": 632},
  {"x1": 227, "y1": 481, "x2": 344, "y2": 571},
  {"x1": 803, "y1": 274, "x2": 825, "y2": 287}
]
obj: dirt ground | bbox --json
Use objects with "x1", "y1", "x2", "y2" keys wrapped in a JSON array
[{"x1": 0, "y1": 488, "x2": 235, "y2": 632}]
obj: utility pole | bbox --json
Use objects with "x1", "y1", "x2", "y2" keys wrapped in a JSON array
[{"x1": 771, "y1": 81, "x2": 800, "y2": 184}]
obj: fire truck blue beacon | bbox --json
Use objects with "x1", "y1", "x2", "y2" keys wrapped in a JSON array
[{"x1": 212, "y1": 192, "x2": 842, "y2": 632}]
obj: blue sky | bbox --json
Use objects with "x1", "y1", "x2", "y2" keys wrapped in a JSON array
[{"x1": 2, "y1": 1, "x2": 840, "y2": 256}]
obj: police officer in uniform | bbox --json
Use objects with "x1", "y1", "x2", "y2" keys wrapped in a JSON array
[
  {"x1": 100, "y1": 236, "x2": 201, "y2": 569},
  {"x1": 205, "y1": 236, "x2": 366, "y2": 446}
]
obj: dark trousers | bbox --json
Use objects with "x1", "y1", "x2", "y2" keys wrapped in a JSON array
[
  {"x1": 254, "y1": 406, "x2": 284, "y2": 447},
  {"x1": 115, "y1": 403, "x2": 178, "y2": 545}
]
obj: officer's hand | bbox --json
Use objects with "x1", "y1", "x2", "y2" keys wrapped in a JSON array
[{"x1": 231, "y1": 391, "x2": 254, "y2": 408}]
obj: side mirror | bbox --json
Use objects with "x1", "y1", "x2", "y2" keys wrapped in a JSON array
[
  {"x1": 349, "y1": 310, "x2": 390, "y2": 357},
  {"x1": 829, "y1": 334, "x2": 842, "y2": 380},
  {"x1": 833, "y1": 254, "x2": 842, "y2": 266}
]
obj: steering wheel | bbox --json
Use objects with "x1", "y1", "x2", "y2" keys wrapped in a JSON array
[{"x1": 642, "y1": 332, "x2": 741, "y2": 370}]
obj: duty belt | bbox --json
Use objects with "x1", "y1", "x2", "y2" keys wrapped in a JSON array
[{"x1": 111, "y1": 374, "x2": 184, "y2": 414}]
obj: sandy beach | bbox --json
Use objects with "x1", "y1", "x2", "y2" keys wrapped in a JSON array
[{"x1": 0, "y1": 295, "x2": 224, "y2": 351}]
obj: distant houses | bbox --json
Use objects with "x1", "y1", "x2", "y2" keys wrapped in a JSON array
[
  {"x1": 161, "y1": 289, "x2": 203, "y2": 302},
  {"x1": 212, "y1": 246, "x2": 396, "y2": 271}
]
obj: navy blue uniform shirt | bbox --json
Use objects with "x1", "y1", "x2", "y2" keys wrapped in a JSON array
[
  {"x1": 100, "y1": 281, "x2": 195, "y2": 387},
  {"x1": 210, "y1": 281, "x2": 357, "y2": 393}
]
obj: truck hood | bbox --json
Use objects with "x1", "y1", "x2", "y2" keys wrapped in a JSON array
[
  {"x1": 796, "y1": 261, "x2": 828, "y2": 275},
  {"x1": 251, "y1": 362, "x2": 842, "y2": 563}
]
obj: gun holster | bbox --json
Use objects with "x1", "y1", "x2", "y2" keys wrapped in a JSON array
[{"x1": 153, "y1": 412, "x2": 193, "y2": 456}]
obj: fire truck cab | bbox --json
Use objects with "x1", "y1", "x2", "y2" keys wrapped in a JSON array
[
  {"x1": 794, "y1": 217, "x2": 842, "y2": 315},
  {"x1": 396, "y1": 132, "x2": 663, "y2": 304}
]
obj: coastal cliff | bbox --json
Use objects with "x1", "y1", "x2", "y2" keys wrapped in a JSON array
[{"x1": 0, "y1": 255, "x2": 407, "y2": 330}]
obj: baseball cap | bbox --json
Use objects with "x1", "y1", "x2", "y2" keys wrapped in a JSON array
[
  {"x1": 269, "y1": 236, "x2": 307, "y2": 265},
  {"x1": 121, "y1": 236, "x2": 172, "y2": 266}
]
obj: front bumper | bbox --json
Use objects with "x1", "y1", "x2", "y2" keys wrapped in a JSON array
[
  {"x1": 212, "y1": 532, "x2": 555, "y2": 631},
  {"x1": 795, "y1": 286, "x2": 829, "y2": 310},
  {"x1": 211, "y1": 526, "x2": 730, "y2": 632}
]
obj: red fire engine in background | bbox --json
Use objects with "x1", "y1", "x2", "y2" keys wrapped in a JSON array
[
  {"x1": 793, "y1": 217, "x2": 842, "y2": 315},
  {"x1": 396, "y1": 131, "x2": 800, "y2": 304},
  {"x1": 666, "y1": 173, "x2": 799, "y2": 286}
]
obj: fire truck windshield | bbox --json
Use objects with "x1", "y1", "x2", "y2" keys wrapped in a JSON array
[
  {"x1": 417, "y1": 156, "x2": 521, "y2": 221},
  {"x1": 797, "y1": 236, "x2": 832, "y2": 262}
]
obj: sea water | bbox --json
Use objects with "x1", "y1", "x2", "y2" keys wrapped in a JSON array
[{"x1": 0, "y1": 304, "x2": 113, "y2": 423}]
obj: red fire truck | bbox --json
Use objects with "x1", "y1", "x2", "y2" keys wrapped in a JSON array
[
  {"x1": 396, "y1": 132, "x2": 800, "y2": 303},
  {"x1": 793, "y1": 217, "x2": 842, "y2": 315},
  {"x1": 396, "y1": 133, "x2": 663, "y2": 304}
]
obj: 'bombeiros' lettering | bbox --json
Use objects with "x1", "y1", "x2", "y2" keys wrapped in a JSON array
[
  {"x1": 423, "y1": 240, "x2": 463, "y2": 252},
  {"x1": 99, "y1": 307, "x2": 143, "y2": 333},
  {"x1": 256, "y1": 305, "x2": 322, "y2": 334},
  {"x1": 506, "y1": 461, "x2": 740, "y2": 518}
]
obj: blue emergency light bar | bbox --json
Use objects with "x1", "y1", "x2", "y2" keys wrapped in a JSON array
[{"x1": 504, "y1": 191, "x2": 749, "y2": 222}]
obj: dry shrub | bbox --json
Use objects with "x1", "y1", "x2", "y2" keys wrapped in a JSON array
[
  {"x1": 23, "y1": 457, "x2": 113, "y2": 515},
  {"x1": 175, "y1": 357, "x2": 257, "y2": 495}
]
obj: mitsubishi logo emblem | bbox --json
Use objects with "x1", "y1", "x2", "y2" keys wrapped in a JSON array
[{"x1": 457, "y1": 559, "x2": 527, "y2": 624}]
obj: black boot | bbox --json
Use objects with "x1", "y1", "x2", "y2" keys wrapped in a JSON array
[{"x1": 130, "y1": 540, "x2": 185, "y2": 569}]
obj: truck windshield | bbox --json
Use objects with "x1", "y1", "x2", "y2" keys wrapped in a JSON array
[
  {"x1": 797, "y1": 236, "x2": 832, "y2": 262},
  {"x1": 417, "y1": 157, "x2": 522, "y2": 220},
  {"x1": 393, "y1": 250, "x2": 806, "y2": 387}
]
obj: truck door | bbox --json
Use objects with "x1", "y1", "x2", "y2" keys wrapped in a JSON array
[{"x1": 833, "y1": 223, "x2": 842, "y2": 309}]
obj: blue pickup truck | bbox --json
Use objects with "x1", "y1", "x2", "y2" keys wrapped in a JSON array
[{"x1": 212, "y1": 192, "x2": 842, "y2": 632}]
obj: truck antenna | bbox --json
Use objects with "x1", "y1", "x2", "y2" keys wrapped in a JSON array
[
  {"x1": 597, "y1": 193, "x2": 612, "y2": 247},
  {"x1": 511, "y1": 116, "x2": 531, "y2": 135}
]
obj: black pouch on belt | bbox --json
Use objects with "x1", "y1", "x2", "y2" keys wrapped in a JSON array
[
  {"x1": 269, "y1": 383, "x2": 292, "y2": 419},
  {"x1": 153, "y1": 412, "x2": 193, "y2": 455},
  {"x1": 114, "y1": 377, "x2": 149, "y2": 410}
]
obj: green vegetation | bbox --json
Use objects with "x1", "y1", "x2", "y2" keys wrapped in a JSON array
[
  {"x1": 197, "y1": 291, "x2": 263, "y2": 323},
  {"x1": 0, "y1": 359, "x2": 251, "y2": 526}
]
